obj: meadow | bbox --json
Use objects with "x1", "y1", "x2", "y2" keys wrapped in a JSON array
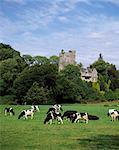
[{"x1": 0, "y1": 102, "x2": 119, "y2": 150}]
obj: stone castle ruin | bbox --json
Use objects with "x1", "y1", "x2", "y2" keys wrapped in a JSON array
[
  {"x1": 80, "y1": 68, "x2": 98, "y2": 82},
  {"x1": 59, "y1": 50, "x2": 76, "y2": 71},
  {"x1": 58, "y1": 50, "x2": 98, "y2": 82}
]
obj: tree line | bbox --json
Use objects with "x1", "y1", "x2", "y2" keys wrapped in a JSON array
[{"x1": 0, "y1": 43, "x2": 119, "y2": 104}]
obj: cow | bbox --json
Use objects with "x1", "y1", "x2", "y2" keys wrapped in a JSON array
[
  {"x1": 31, "y1": 105, "x2": 40, "y2": 112},
  {"x1": 18, "y1": 108, "x2": 35, "y2": 120},
  {"x1": 72, "y1": 112, "x2": 89, "y2": 124},
  {"x1": 62, "y1": 110, "x2": 89, "y2": 124},
  {"x1": 44, "y1": 104, "x2": 63, "y2": 125},
  {"x1": 4, "y1": 107, "x2": 15, "y2": 116},
  {"x1": 62, "y1": 110, "x2": 77, "y2": 121},
  {"x1": 108, "y1": 109, "x2": 119, "y2": 121},
  {"x1": 44, "y1": 111, "x2": 63, "y2": 125}
]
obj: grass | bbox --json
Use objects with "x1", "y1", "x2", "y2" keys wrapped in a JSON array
[{"x1": 0, "y1": 102, "x2": 119, "y2": 150}]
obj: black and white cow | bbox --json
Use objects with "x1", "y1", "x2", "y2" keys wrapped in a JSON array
[
  {"x1": 44, "y1": 111, "x2": 63, "y2": 125},
  {"x1": 31, "y1": 105, "x2": 40, "y2": 112},
  {"x1": 108, "y1": 109, "x2": 119, "y2": 121},
  {"x1": 18, "y1": 108, "x2": 35, "y2": 120},
  {"x1": 44, "y1": 104, "x2": 63, "y2": 124},
  {"x1": 62, "y1": 110, "x2": 77, "y2": 121},
  {"x1": 4, "y1": 107, "x2": 15, "y2": 116},
  {"x1": 62, "y1": 110, "x2": 89, "y2": 124},
  {"x1": 71, "y1": 112, "x2": 89, "y2": 124}
]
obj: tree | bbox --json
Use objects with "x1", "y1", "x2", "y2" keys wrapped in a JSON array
[
  {"x1": 91, "y1": 56, "x2": 115, "y2": 92},
  {"x1": 24, "y1": 82, "x2": 49, "y2": 104},
  {"x1": 92, "y1": 82, "x2": 100, "y2": 92},
  {"x1": 33, "y1": 56, "x2": 50, "y2": 65},
  {"x1": 107, "y1": 65, "x2": 119, "y2": 90},
  {"x1": 77, "y1": 62, "x2": 83, "y2": 68},
  {"x1": 49, "y1": 55, "x2": 59, "y2": 65},
  {"x1": 59, "y1": 64, "x2": 81, "y2": 80},
  {"x1": 0, "y1": 79, "x2": 7, "y2": 96},
  {"x1": 55, "y1": 77, "x2": 80, "y2": 103},
  {"x1": 13, "y1": 63, "x2": 58, "y2": 102},
  {"x1": 0, "y1": 57, "x2": 26, "y2": 95},
  {"x1": 22, "y1": 54, "x2": 34, "y2": 66},
  {"x1": 0, "y1": 43, "x2": 20, "y2": 61},
  {"x1": 105, "y1": 89, "x2": 119, "y2": 101},
  {"x1": 91, "y1": 59, "x2": 110, "y2": 75}
]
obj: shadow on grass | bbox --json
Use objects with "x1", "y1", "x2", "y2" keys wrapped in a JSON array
[{"x1": 77, "y1": 134, "x2": 119, "y2": 150}]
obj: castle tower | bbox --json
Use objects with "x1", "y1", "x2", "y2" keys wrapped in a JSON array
[{"x1": 59, "y1": 50, "x2": 76, "y2": 71}]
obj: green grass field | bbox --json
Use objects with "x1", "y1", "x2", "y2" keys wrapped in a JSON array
[{"x1": 0, "y1": 102, "x2": 119, "y2": 150}]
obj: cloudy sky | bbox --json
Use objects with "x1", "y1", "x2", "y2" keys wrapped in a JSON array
[{"x1": 0, "y1": 0, "x2": 119, "y2": 68}]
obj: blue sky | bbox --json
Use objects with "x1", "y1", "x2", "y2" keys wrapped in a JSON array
[{"x1": 0, "y1": 0, "x2": 119, "y2": 68}]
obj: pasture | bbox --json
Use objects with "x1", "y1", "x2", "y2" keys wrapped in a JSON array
[{"x1": 0, "y1": 103, "x2": 119, "y2": 150}]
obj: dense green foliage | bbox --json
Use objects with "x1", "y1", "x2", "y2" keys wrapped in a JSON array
[
  {"x1": 0, "y1": 43, "x2": 119, "y2": 104},
  {"x1": 0, "y1": 103, "x2": 119, "y2": 150}
]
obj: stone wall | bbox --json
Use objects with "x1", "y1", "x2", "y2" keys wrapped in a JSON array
[
  {"x1": 80, "y1": 68, "x2": 98, "y2": 82},
  {"x1": 59, "y1": 50, "x2": 76, "y2": 71}
]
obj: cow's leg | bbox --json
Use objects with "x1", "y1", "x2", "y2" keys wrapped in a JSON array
[
  {"x1": 10, "y1": 112, "x2": 12, "y2": 116},
  {"x1": 25, "y1": 115, "x2": 28, "y2": 120},
  {"x1": 31, "y1": 113, "x2": 34, "y2": 119},
  {"x1": 4, "y1": 110, "x2": 7, "y2": 116},
  {"x1": 111, "y1": 115, "x2": 114, "y2": 121},
  {"x1": 83, "y1": 117, "x2": 88, "y2": 124},
  {"x1": 74, "y1": 117, "x2": 80, "y2": 123},
  {"x1": 114, "y1": 115, "x2": 116, "y2": 121},
  {"x1": 49, "y1": 119, "x2": 52, "y2": 125},
  {"x1": 76, "y1": 119, "x2": 80, "y2": 123},
  {"x1": 85, "y1": 118, "x2": 88, "y2": 124},
  {"x1": 57, "y1": 116, "x2": 63, "y2": 124}
]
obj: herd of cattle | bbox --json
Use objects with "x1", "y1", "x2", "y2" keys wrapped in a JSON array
[{"x1": 4, "y1": 104, "x2": 119, "y2": 124}]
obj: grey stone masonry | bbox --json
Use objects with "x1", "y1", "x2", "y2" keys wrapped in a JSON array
[
  {"x1": 80, "y1": 67, "x2": 98, "y2": 82},
  {"x1": 59, "y1": 50, "x2": 76, "y2": 71}
]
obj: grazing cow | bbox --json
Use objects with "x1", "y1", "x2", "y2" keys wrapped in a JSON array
[
  {"x1": 4, "y1": 107, "x2": 15, "y2": 116},
  {"x1": 31, "y1": 105, "x2": 40, "y2": 112},
  {"x1": 72, "y1": 112, "x2": 89, "y2": 124},
  {"x1": 47, "y1": 104, "x2": 63, "y2": 114},
  {"x1": 18, "y1": 109, "x2": 34, "y2": 120},
  {"x1": 108, "y1": 109, "x2": 119, "y2": 121},
  {"x1": 44, "y1": 104, "x2": 63, "y2": 125},
  {"x1": 44, "y1": 111, "x2": 63, "y2": 125},
  {"x1": 62, "y1": 110, "x2": 77, "y2": 121}
]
